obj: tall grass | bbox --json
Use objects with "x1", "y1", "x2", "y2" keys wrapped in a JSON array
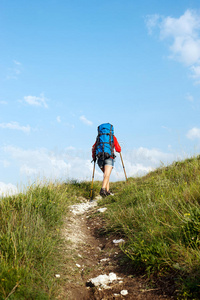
[
  {"x1": 103, "y1": 156, "x2": 200, "y2": 299},
  {"x1": 2, "y1": 156, "x2": 200, "y2": 298},
  {"x1": 0, "y1": 181, "x2": 78, "y2": 299}
]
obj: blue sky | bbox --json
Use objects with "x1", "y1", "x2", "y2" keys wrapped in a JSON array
[{"x1": 1, "y1": 0, "x2": 200, "y2": 195}]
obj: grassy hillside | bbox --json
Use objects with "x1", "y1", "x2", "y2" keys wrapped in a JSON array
[
  {"x1": 101, "y1": 156, "x2": 200, "y2": 299},
  {"x1": 0, "y1": 182, "x2": 80, "y2": 299},
  {"x1": 1, "y1": 156, "x2": 200, "y2": 299}
]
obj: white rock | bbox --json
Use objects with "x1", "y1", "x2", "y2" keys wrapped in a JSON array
[
  {"x1": 70, "y1": 200, "x2": 98, "y2": 215},
  {"x1": 55, "y1": 274, "x2": 60, "y2": 278},
  {"x1": 113, "y1": 239, "x2": 125, "y2": 244},
  {"x1": 90, "y1": 274, "x2": 110, "y2": 286},
  {"x1": 95, "y1": 195, "x2": 102, "y2": 200},
  {"x1": 120, "y1": 290, "x2": 128, "y2": 296},
  {"x1": 102, "y1": 284, "x2": 111, "y2": 289},
  {"x1": 109, "y1": 272, "x2": 117, "y2": 281},
  {"x1": 97, "y1": 207, "x2": 107, "y2": 213},
  {"x1": 76, "y1": 264, "x2": 81, "y2": 268},
  {"x1": 87, "y1": 272, "x2": 120, "y2": 288},
  {"x1": 100, "y1": 258, "x2": 110, "y2": 263}
]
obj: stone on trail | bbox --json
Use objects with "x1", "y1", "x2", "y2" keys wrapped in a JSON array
[
  {"x1": 70, "y1": 200, "x2": 97, "y2": 215},
  {"x1": 120, "y1": 289, "x2": 128, "y2": 296},
  {"x1": 113, "y1": 239, "x2": 125, "y2": 244},
  {"x1": 76, "y1": 263, "x2": 81, "y2": 268},
  {"x1": 97, "y1": 207, "x2": 107, "y2": 213},
  {"x1": 86, "y1": 272, "x2": 122, "y2": 289}
]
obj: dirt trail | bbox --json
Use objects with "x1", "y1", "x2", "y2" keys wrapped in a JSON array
[{"x1": 57, "y1": 197, "x2": 174, "y2": 300}]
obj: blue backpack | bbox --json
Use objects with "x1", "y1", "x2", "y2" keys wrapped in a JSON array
[{"x1": 95, "y1": 123, "x2": 115, "y2": 160}]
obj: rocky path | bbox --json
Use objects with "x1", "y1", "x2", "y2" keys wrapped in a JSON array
[{"x1": 57, "y1": 197, "x2": 174, "y2": 300}]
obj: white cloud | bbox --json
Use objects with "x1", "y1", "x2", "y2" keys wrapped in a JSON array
[
  {"x1": 112, "y1": 147, "x2": 178, "y2": 181},
  {"x1": 20, "y1": 165, "x2": 39, "y2": 176},
  {"x1": 190, "y1": 65, "x2": 200, "y2": 81},
  {"x1": 160, "y1": 10, "x2": 200, "y2": 40},
  {"x1": 0, "y1": 159, "x2": 10, "y2": 168},
  {"x1": 3, "y1": 145, "x2": 178, "y2": 186},
  {"x1": 57, "y1": 116, "x2": 61, "y2": 123},
  {"x1": 0, "y1": 121, "x2": 30, "y2": 133},
  {"x1": 186, "y1": 127, "x2": 200, "y2": 139},
  {"x1": 6, "y1": 60, "x2": 22, "y2": 80},
  {"x1": 0, "y1": 182, "x2": 18, "y2": 197},
  {"x1": 0, "y1": 101, "x2": 7, "y2": 105},
  {"x1": 145, "y1": 14, "x2": 160, "y2": 35},
  {"x1": 66, "y1": 146, "x2": 75, "y2": 151},
  {"x1": 80, "y1": 115, "x2": 93, "y2": 126},
  {"x1": 3, "y1": 146, "x2": 74, "y2": 181},
  {"x1": 162, "y1": 125, "x2": 171, "y2": 132},
  {"x1": 13, "y1": 60, "x2": 21, "y2": 66},
  {"x1": 116, "y1": 161, "x2": 153, "y2": 179},
  {"x1": 124, "y1": 147, "x2": 174, "y2": 166},
  {"x1": 146, "y1": 10, "x2": 200, "y2": 82},
  {"x1": 24, "y1": 93, "x2": 48, "y2": 108}
]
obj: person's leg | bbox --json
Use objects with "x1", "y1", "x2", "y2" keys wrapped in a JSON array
[
  {"x1": 102, "y1": 165, "x2": 113, "y2": 191},
  {"x1": 98, "y1": 158, "x2": 114, "y2": 197},
  {"x1": 97, "y1": 158, "x2": 106, "y2": 196}
]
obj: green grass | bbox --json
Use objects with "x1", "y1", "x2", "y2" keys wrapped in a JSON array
[
  {"x1": 2, "y1": 156, "x2": 200, "y2": 299},
  {"x1": 100, "y1": 156, "x2": 200, "y2": 299},
  {"x1": 0, "y1": 181, "x2": 81, "y2": 299}
]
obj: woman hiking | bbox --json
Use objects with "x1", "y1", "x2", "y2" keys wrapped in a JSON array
[{"x1": 92, "y1": 123, "x2": 121, "y2": 197}]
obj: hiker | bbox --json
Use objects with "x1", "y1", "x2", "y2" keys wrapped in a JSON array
[{"x1": 92, "y1": 123, "x2": 121, "y2": 197}]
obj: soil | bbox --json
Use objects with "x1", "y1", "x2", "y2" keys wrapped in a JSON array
[{"x1": 57, "y1": 197, "x2": 175, "y2": 300}]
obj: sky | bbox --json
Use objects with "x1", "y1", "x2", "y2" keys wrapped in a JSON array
[{"x1": 1, "y1": 0, "x2": 200, "y2": 196}]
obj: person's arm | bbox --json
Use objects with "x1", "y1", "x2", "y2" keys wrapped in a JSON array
[
  {"x1": 114, "y1": 136, "x2": 121, "y2": 152},
  {"x1": 92, "y1": 142, "x2": 96, "y2": 161}
]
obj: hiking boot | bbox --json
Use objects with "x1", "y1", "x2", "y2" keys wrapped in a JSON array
[
  {"x1": 106, "y1": 190, "x2": 114, "y2": 196},
  {"x1": 100, "y1": 188, "x2": 107, "y2": 197}
]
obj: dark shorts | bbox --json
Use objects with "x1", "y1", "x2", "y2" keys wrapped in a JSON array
[{"x1": 97, "y1": 157, "x2": 114, "y2": 169}]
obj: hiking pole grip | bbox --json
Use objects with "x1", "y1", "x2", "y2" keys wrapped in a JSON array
[
  {"x1": 90, "y1": 161, "x2": 96, "y2": 200},
  {"x1": 120, "y1": 152, "x2": 128, "y2": 182}
]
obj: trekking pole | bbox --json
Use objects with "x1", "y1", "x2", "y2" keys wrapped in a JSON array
[
  {"x1": 90, "y1": 161, "x2": 96, "y2": 200},
  {"x1": 120, "y1": 152, "x2": 128, "y2": 182}
]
